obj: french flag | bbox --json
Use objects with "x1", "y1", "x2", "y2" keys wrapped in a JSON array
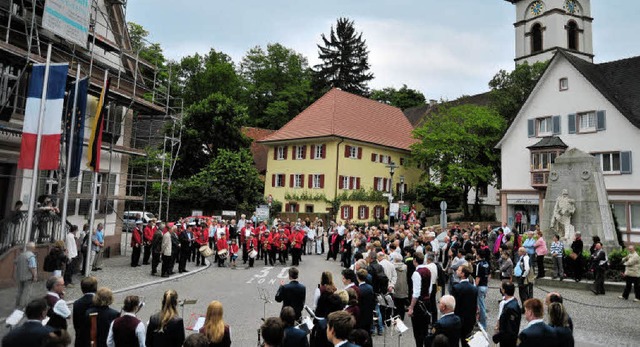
[{"x1": 17, "y1": 63, "x2": 69, "y2": 170}]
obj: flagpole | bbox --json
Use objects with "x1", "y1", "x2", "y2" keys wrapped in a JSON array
[
  {"x1": 23, "y1": 43, "x2": 52, "y2": 251},
  {"x1": 84, "y1": 69, "x2": 108, "y2": 276},
  {"x1": 60, "y1": 64, "x2": 81, "y2": 233}
]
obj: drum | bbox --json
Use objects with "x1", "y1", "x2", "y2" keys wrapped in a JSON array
[
  {"x1": 199, "y1": 245, "x2": 213, "y2": 257},
  {"x1": 249, "y1": 250, "x2": 258, "y2": 259},
  {"x1": 217, "y1": 249, "x2": 228, "y2": 259}
]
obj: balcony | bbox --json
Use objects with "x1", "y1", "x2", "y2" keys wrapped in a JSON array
[{"x1": 531, "y1": 171, "x2": 549, "y2": 189}]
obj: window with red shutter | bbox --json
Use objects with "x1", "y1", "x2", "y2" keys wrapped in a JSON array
[
  {"x1": 320, "y1": 174, "x2": 325, "y2": 188},
  {"x1": 321, "y1": 145, "x2": 326, "y2": 158},
  {"x1": 311, "y1": 145, "x2": 316, "y2": 159},
  {"x1": 349, "y1": 177, "x2": 355, "y2": 190},
  {"x1": 302, "y1": 145, "x2": 307, "y2": 159},
  {"x1": 374, "y1": 177, "x2": 379, "y2": 191},
  {"x1": 365, "y1": 206, "x2": 369, "y2": 219},
  {"x1": 295, "y1": 204, "x2": 300, "y2": 212},
  {"x1": 283, "y1": 146, "x2": 288, "y2": 159},
  {"x1": 273, "y1": 148, "x2": 277, "y2": 160},
  {"x1": 357, "y1": 147, "x2": 362, "y2": 159},
  {"x1": 300, "y1": 175, "x2": 305, "y2": 188},
  {"x1": 285, "y1": 203, "x2": 290, "y2": 211},
  {"x1": 339, "y1": 175, "x2": 344, "y2": 189},
  {"x1": 289, "y1": 174, "x2": 294, "y2": 188},
  {"x1": 356, "y1": 177, "x2": 361, "y2": 189},
  {"x1": 308, "y1": 174, "x2": 313, "y2": 188},
  {"x1": 272, "y1": 174, "x2": 276, "y2": 187},
  {"x1": 349, "y1": 206, "x2": 354, "y2": 220},
  {"x1": 344, "y1": 145, "x2": 351, "y2": 157}
]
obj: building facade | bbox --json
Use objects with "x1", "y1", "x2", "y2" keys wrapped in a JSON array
[{"x1": 260, "y1": 88, "x2": 422, "y2": 223}]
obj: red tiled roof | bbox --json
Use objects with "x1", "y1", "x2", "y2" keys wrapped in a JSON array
[
  {"x1": 242, "y1": 127, "x2": 276, "y2": 174},
  {"x1": 259, "y1": 88, "x2": 417, "y2": 151}
]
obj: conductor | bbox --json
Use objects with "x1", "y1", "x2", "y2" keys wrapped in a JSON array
[{"x1": 275, "y1": 267, "x2": 306, "y2": 320}]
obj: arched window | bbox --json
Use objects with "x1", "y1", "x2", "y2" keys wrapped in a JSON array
[
  {"x1": 531, "y1": 23, "x2": 543, "y2": 53},
  {"x1": 567, "y1": 21, "x2": 579, "y2": 50}
]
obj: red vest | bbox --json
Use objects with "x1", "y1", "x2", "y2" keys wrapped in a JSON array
[{"x1": 416, "y1": 267, "x2": 432, "y2": 302}]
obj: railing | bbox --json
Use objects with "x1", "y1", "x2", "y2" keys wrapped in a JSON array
[{"x1": 0, "y1": 210, "x2": 65, "y2": 255}]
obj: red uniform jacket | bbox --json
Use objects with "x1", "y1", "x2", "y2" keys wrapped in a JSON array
[
  {"x1": 131, "y1": 227, "x2": 142, "y2": 246},
  {"x1": 291, "y1": 231, "x2": 304, "y2": 249},
  {"x1": 260, "y1": 233, "x2": 271, "y2": 251},
  {"x1": 216, "y1": 237, "x2": 228, "y2": 251},
  {"x1": 229, "y1": 243, "x2": 239, "y2": 255},
  {"x1": 143, "y1": 225, "x2": 154, "y2": 243},
  {"x1": 275, "y1": 233, "x2": 288, "y2": 251}
]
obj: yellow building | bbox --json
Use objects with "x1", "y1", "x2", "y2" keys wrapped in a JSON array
[{"x1": 259, "y1": 88, "x2": 422, "y2": 222}]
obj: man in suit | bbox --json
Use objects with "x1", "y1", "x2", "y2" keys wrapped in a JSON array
[
  {"x1": 426, "y1": 295, "x2": 461, "y2": 347},
  {"x1": 281, "y1": 306, "x2": 309, "y2": 347},
  {"x1": 356, "y1": 269, "x2": 376, "y2": 334},
  {"x1": 518, "y1": 298, "x2": 558, "y2": 347},
  {"x1": 275, "y1": 267, "x2": 306, "y2": 320},
  {"x1": 2, "y1": 298, "x2": 54, "y2": 347},
  {"x1": 451, "y1": 265, "x2": 478, "y2": 347},
  {"x1": 74, "y1": 276, "x2": 98, "y2": 347},
  {"x1": 326, "y1": 311, "x2": 359, "y2": 347},
  {"x1": 492, "y1": 281, "x2": 521, "y2": 347}
]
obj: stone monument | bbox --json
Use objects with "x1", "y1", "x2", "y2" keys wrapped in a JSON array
[{"x1": 540, "y1": 148, "x2": 621, "y2": 251}]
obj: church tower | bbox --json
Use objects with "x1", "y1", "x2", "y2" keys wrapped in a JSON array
[{"x1": 505, "y1": 0, "x2": 593, "y2": 65}]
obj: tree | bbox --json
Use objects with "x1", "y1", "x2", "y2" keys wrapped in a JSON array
[
  {"x1": 370, "y1": 84, "x2": 426, "y2": 110},
  {"x1": 239, "y1": 43, "x2": 314, "y2": 129},
  {"x1": 315, "y1": 17, "x2": 374, "y2": 96},
  {"x1": 488, "y1": 61, "x2": 548, "y2": 123},
  {"x1": 170, "y1": 148, "x2": 264, "y2": 215},
  {"x1": 173, "y1": 93, "x2": 251, "y2": 178},
  {"x1": 412, "y1": 104, "x2": 506, "y2": 218},
  {"x1": 177, "y1": 49, "x2": 242, "y2": 107}
]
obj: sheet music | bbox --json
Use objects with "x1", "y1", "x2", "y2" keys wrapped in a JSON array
[
  {"x1": 6, "y1": 309, "x2": 24, "y2": 326},
  {"x1": 191, "y1": 317, "x2": 206, "y2": 331},
  {"x1": 394, "y1": 317, "x2": 409, "y2": 333}
]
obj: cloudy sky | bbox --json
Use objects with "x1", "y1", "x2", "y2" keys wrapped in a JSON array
[{"x1": 127, "y1": 0, "x2": 640, "y2": 101}]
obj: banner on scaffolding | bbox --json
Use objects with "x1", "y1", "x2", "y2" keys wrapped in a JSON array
[
  {"x1": 18, "y1": 63, "x2": 69, "y2": 170},
  {"x1": 64, "y1": 77, "x2": 88, "y2": 178},
  {"x1": 42, "y1": 0, "x2": 91, "y2": 47}
]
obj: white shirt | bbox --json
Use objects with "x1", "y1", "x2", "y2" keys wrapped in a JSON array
[
  {"x1": 107, "y1": 312, "x2": 146, "y2": 347},
  {"x1": 426, "y1": 262, "x2": 438, "y2": 288},
  {"x1": 503, "y1": 226, "x2": 512, "y2": 237},
  {"x1": 334, "y1": 340, "x2": 349, "y2": 347},
  {"x1": 379, "y1": 259, "x2": 397, "y2": 288},
  {"x1": 336, "y1": 225, "x2": 346, "y2": 236},
  {"x1": 497, "y1": 296, "x2": 515, "y2": 319},
  {"x1": 307, "y1": 228, "x2": 316, "y2": 240},
  {"x1": 411, "y1": 264, "x2": 429, "y2": 299},
  {"x1": 47, "y1": 292, "x2": 71, "y2": 318},
  {"x1": 65, "y1": 232, "x2": 78, "y2": 259},
  {"x1": 524, "y1": 318, "x2": 545, "y2": 330}
]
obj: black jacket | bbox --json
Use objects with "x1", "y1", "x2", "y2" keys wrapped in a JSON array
[
  {"x1": 1, "y1": 321, "x2": 54, "y2": 347},
  {"x1": 451, "y1": 280, "x2": 478, "y2": 331},
  {"x1": 146, "y1": 314, "x2": 185, "y2": 347},
  {"x1": 73, "y1": 293, "x2": 95, "y2": 347},
  {"x1": 518, "y1": 321, "x2": 559, "y2": 347},
  {"x1": 282, "y1": 326, "x2": 309, "y2": 347},
  {"x1": 275, "y1": 280, "x2": 306, "y2": 319},
  {"x1": 428, "y1": 313, "x2": 461, "y2": 347},
  {"x1": 357, "y1": 282, "x2": 376, "y2": 331},
  {"x1": 86, "y1": 306, "x2": 120, "y2": 347},
  {"x1": 492, "y1": 298, "x2": 521, "y2": 347}
]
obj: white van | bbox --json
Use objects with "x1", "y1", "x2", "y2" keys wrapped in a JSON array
[{"x1": 122, "y1": 211, "x2": 158, "y2": 231}]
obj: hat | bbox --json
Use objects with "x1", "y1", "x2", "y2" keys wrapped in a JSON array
[{"x1": 135, "y1": 220, "x2": 143, "y2": 224}]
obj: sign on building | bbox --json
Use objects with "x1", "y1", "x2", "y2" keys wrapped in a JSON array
[
  {"x1": 191, "y1": 210, "x2": 203, "y2": 217},
  {"x1": 222, "y1": 210, "x2": 236, "y2": 217},
  {"x1": 255, "y1": 206, "x2": 269, "y2": 222},
  {"x1": 42, "y1": 0, "x2": 91, "y2": 47}
]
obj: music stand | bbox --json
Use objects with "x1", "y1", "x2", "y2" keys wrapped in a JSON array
[
  {"x1": 179, "y1": 299, "x2": 198, "y2": 318},
  {"x1": 257, "y1": 287, "x2": 272, "y2": 347}
]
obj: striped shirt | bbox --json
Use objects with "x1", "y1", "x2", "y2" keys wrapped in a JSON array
[{"x1": 550, "y1": 241, "x2": 564, "y2": 257}]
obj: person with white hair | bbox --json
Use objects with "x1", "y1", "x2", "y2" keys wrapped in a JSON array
[
  {"x1": 426, "y1": 295, "x2": 461, "y2": 347},
  {"x1": 377, "y1": 252, "x2": 397, "y2": 292},
  {"x1": 14, "y1": 242, "x2": 37, "y2": 308}
]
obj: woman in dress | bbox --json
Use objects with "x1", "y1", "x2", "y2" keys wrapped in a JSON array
[
  {"x1": 146, "y1": 289, "x2": 185, "y2": 347},
  {"x1": 199, "y1": 301, "x2": 231, "y2": 347}
]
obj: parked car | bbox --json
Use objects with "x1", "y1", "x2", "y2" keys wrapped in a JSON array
[{"x1": 122, "y1": 211, "x2": 159, "y2": 231}]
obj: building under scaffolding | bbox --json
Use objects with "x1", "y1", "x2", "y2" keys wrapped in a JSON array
[{"x1": 0, "y1": 0, "x2": 182, "y2": 286}]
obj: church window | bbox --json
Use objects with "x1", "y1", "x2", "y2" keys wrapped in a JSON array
[
  {"x1": 567, "y1": 21, "x2": 579, "y2": 50},
  {"x1": 531, "y1": 23, "x2": 543, "y2": 53}
]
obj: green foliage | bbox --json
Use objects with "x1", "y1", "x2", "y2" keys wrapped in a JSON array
[
  {"x1": 415, "y1": 180, "x2": 462, "y2": 212},
  {"x1": 177, "y1": 50, "x2": 242, "y2": 107},
  {"x1": 411, "y1": 104, "x2": 506, "y2": 217},
  {"x1": 370, "y1": 84, "x2": 426, "y2": 110},
  {"x1": 239, "y1": 43, "x2": 314, "y2": 129},
  {"x1": 284, "y1": 191, "x2": 327, "y2": 202},
  {"x1": 338, "y1": 188, "x2": 385, "y2": 202},
  {"x1": 170, "y1": 148, "x2": 264, "y2": 213},
  {"x1": 174, "y1": 93, "x2": 251, "y2": 178},
  {"x1": 488, "y1": 61, "x2": 548, "y2": 123},
  {"x1": 315, "y1": 17, "x2": 374, "y2": 96}
]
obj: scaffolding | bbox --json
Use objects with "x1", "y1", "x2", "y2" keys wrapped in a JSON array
[{"x1": 0, "y1": 0, "x2": 183, "y2": 254}]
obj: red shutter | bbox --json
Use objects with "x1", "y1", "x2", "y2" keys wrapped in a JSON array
[
  {"x1": 295, "y1": 204, "x2": 300, "y2": 212},
  {"x1": 374, "y1": 177, "x2": 379, "y2": 191},
  {"x1": 349, "y1": 206, "x2": 354, "y2": 220},
  {"x1": 396, "y1": 183, "x2": 400, "y2": 193},
  {"x1": 272, "y1": 174, "x2": 276, "y2": 187},
  {"x1": 341, "y1": 206, "x2": 346, "y2": 219},
  {"x1": 320, "y1": 174, "x2": 325, "y2": 188},
  {"x1": 339, "y1": 176, "x2": 344, "y2": 189},
  {"x1": 289, "y1": 174, "x2": 294, "y2": 188},
  {"x1": 283, "y1": 146, "x2": 288, "y2": 159},
  {"x1": 273, "y1": 147, "x2": 277, "y2": 160},
  {"x1": 302, "y1": 145, "x2": 307, "y2": 159},
  {"x1": 371, "y1": 153, "x2": 376, "y2": 162},
  {"x1": 383, "y1": 178, "x2": 387, "y2": 191},
  {"x1": 321, "y1": 145, "x2": 326, "y2": 158},
  {"x1": 311, "y1": 145, "x2": 316, "y2": 159},
  {"x1": 357, "y1": 147, "x2": 362, "y2": 159},
  {"x1": 365, "y1": 206, "x2": 369, "y2": 219},
  {"x1": 350, "y1": 177, "x2": 355, "y2": 190},
  {"x1": 356, "y1": 177, "x2": 361, "y2": 189},
  {"x1": 300, "y1": 175, "x2": 305, "y2": 188},
  {"x1": 292, "y1": 146, "x2": 296, "y2": 159},
  {"x1": 308, "y1": 174, "x2": 313, "y2": 188},
  {"x1": 344, "y1": 145, "x2": 350, "y2": 157},
  {"x1": 285, "y1": 203, "x2": 290, "y2": 211}
]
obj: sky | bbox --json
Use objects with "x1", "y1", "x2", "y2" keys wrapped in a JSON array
[{"x1": 126, "y1": 0, "x2": 640, "y2": 101}]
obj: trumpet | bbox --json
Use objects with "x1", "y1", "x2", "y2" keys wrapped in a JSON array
[{"x1": 280, "y1": 237, "x2": 286, "y2": 251}]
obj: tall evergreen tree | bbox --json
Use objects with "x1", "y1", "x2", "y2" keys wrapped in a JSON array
[{"x1": 315, "y1": 17, "x2": 374, "y2": 96}]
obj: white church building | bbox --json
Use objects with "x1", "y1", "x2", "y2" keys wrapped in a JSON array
[{"x1": 497, "y1": 0, "x2": 640, "y2": 244}]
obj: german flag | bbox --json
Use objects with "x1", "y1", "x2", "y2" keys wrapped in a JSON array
[{"x1": 87, "y1": 77, "x2": 110, "y2": 172}]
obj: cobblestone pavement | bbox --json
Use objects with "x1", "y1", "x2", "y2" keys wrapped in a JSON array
[{"x1": 2, "y1": 248, "x2": 639, "y2": 346}]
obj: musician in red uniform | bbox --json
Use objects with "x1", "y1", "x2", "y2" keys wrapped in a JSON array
[
  {"x1": 290, "y1": 227, "x2": 304, "y2": 266},
  {"x1": 260, "y1": 230, "x2": 271, "y2": 266},
  {"x1": 131, "y1": 220, "x2": 143, "y2": 267},
  {"x1": 216, "y1": 231, "x2": 229, "y2": 268},
  {"x1": 229, "y1": 238, "x2": 239, "y2": 269},
  {"x1": 142, "y1": 220, "x2": 156, "y2": 265},
  {"x1": 241, "y1": 221, "x2": 255, "y2": 264},
  {"x1": 193, "y1": 226, "x2": 205, "y2": 266},
  {"x1": 246, "y1": 234, "x2": 257, "y2": 268},
  {"x1": 276, "y1": 229, "x2": 289, "y2": 265},
  {"x1": 268, "y1": 229, "x2": 279, "y2": 266},
  {"x1": 256, "y1": 221, "x2": 267, "y2": 260}
]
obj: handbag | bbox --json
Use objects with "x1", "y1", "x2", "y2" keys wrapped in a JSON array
[{"x1": 569, "y1": 252, "x2": 578, "y2": 260}]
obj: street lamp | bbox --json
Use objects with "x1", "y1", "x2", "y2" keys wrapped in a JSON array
[{"x1": 385, "y1": 161, "x2": 398, "y2": 225}]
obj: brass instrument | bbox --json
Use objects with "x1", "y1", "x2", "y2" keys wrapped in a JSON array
[{"x1": 280, "y1": 236, "x2": 286, "y2": 251}]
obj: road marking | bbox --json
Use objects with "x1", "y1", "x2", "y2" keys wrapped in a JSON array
[{"x1": 246, "y1": 266, "x2": 290, "y2": 284}]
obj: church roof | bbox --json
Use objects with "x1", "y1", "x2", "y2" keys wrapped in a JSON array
[
  {"x1": 526, "y1": 136, "x2": 568, "y2": 150},
  {"x1": 259, "y1": 88, "x2": 417, "y2": 151},
  {"x1": 559, "y1": 49, "x2": 640, "y2": 129}
]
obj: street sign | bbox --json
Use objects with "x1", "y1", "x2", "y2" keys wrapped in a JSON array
[
  {"x1": 382, "y1": 193, "x2": 391, "y2": 197},
  {"x1": 191, "y1": 210, "x2": 203, "y2": 217},
  {"x1": 255, "y1": 206, "x2": 269, "y2": 222},
  {"x1": 222, "y1": 210, "x2": 236, "y2": 217},
  {"x1": 390, "y1": 203, "x2": 400, "y2": 214},
  {"x1": 440, "y1": 201, "x2": 448, "y2": 211}
]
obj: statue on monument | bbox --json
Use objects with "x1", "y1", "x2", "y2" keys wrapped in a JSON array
[{"x1": 551, "y1": 189, "x2": 576, "y2": 241}]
